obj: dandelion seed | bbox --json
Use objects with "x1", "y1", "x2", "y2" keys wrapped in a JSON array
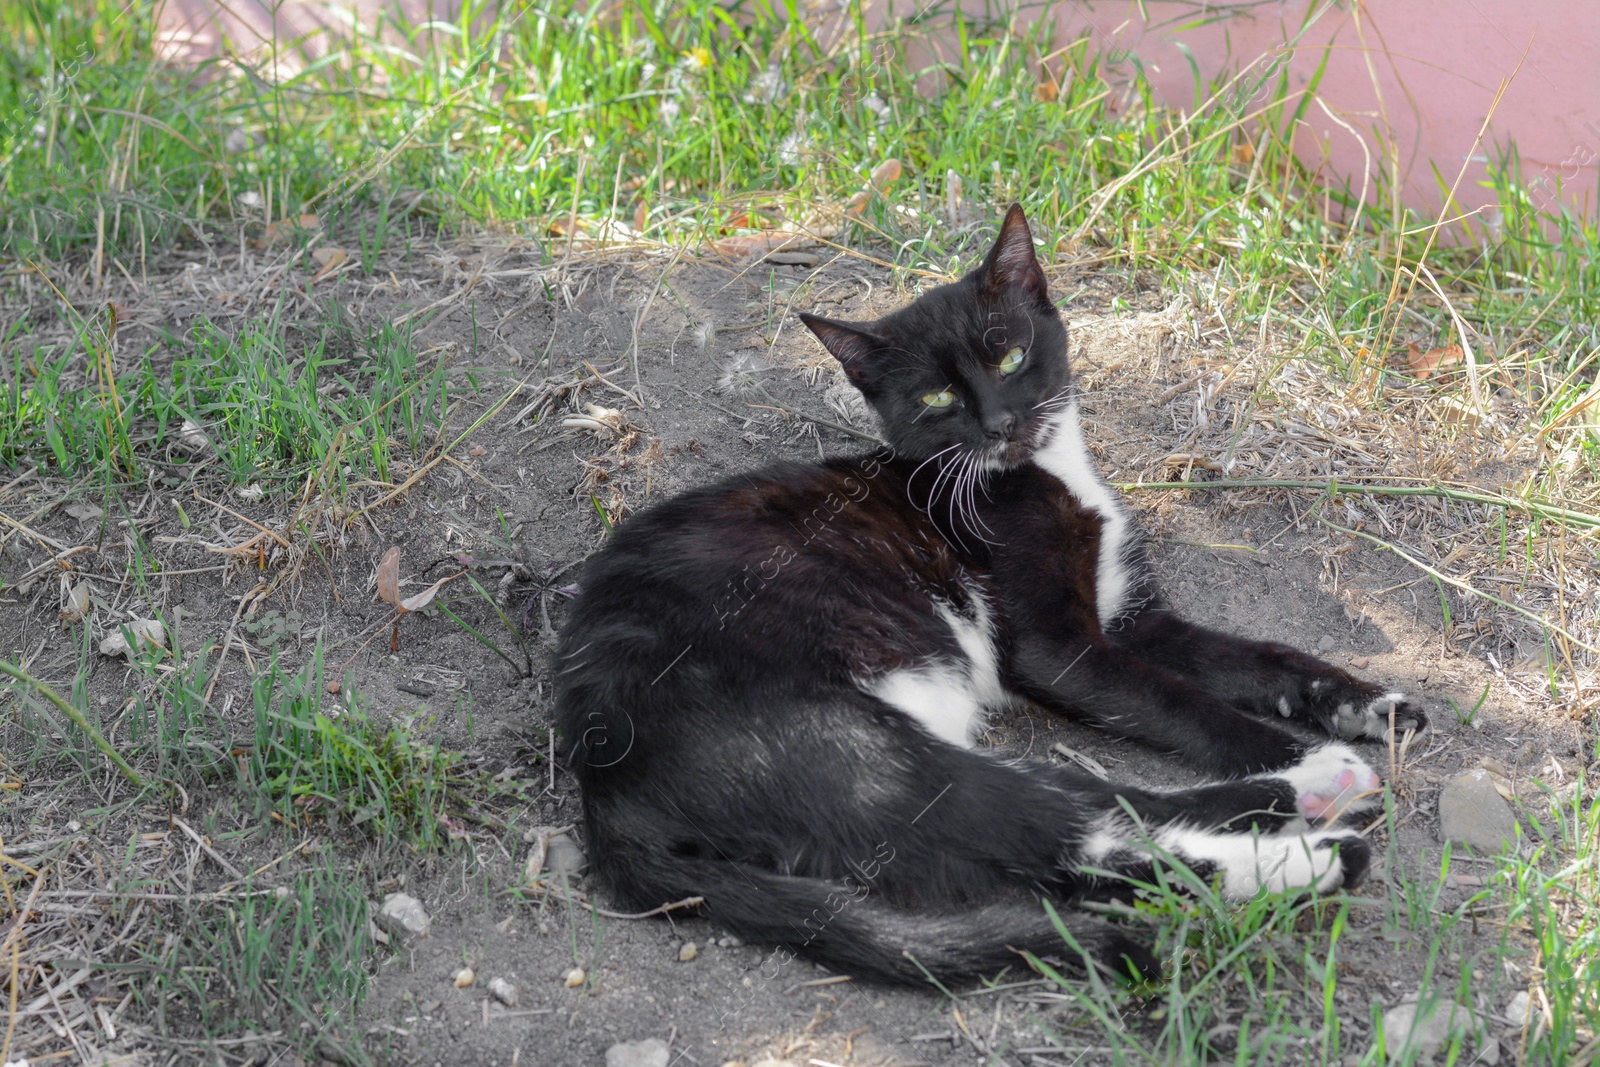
[
  {"x1": 745, "y1": 64, "x2": 785, "y2": 105},
  {"x1": 777, "y1": 131, "x2": 809, "y2": 166}
]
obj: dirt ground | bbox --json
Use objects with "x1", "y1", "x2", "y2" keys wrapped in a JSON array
[{"x1": 1, "y1": 233, "x2": 1589, "y2": 1066}]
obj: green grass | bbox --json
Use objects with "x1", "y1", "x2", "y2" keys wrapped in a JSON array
[
  {"x1": 126, "y1": 865, "x2": 374, "y2": 1063},
  {"x1": 1, "y1": 634, "x2": 471, "y2": 849},
  {"x1": 248, "y1": 650, "x2": 465, "y2": 848},
  {"x1": 1, "y1": 297, "x2": 455, "y2": 488}
]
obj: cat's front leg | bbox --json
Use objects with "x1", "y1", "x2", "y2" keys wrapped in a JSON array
[
  {"x1": 1279, "y1": 671, "x2": 1425, "y2": 744},
  {"x1": 1009, "y1": 634, "x2": 1314, "y2": 776},
  {"x1": 1110, "y1": 611, "x2": 1427, "y2": 744}
]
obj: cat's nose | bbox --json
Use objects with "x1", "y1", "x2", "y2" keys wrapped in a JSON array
[{"x1": 985, "y1": 413, "x2": 1017, "y2": 441}]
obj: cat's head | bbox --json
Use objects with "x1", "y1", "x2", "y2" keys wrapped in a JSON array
[{"x1": 801, "y1": 203, "x2": 1069, "y2": 469}]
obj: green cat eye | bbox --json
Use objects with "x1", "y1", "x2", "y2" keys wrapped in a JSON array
[
  {"x1": 999, "y1": 347, "x2": 1026, "y2": 375},
  {"x1": 921, "y1": 390, "x2": 956, "y2": 408}
]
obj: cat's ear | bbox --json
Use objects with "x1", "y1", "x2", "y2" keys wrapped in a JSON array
[
  {"x1": 800, "y1": 312, "x2": 880, "y2": 382},
  {"x1": 980, "y1": 202, "x2": 1050, "y2": 306}
]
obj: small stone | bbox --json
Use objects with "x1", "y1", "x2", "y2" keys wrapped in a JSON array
[
  {"x1": 487, "y1": 977, "x2": 518, "y2": 1006},
  {"x1": 563, "y1": 967, "x2": 586, "y2": 988},
  {"x1": 374, "y1": 893, "x2": 431, "y2": 944},
  {"x1": 1317, "y1": 634, "x2": 1336, "y2": 652},
  {"x1": 604, "y1": 1038, "x2": 670, "y2": 1067},
  {"x1": 545, "y1": 832, "x2": 587, "y2": 874},
  {"x1": 98, "y1": 618, "x2": 166, "y2": 659},
  {"x1": 419, "y1": 999, "x2": 441, "y2": 1014},
  {"x1": 453, "y1": 967, "x2": 475, "y2": 988},
  {"x1": 718, "y1": 936, "x2": 742, "y2": 948},
  {"x1": 524, "y1": 826, "x2": 587, "y2": 884},
  {"x1": 65, "y1": 502, "x2": 104, "y2": 522},
  {"x1": 1380, "y1": 996, "x2": 1475, "y2": 1060},
  {"x1": 1349, "y1": 656, "x2": 1370, "y2": 669},
  {"x1": 1439, "y1": 770, "x2": 1520, "y2": 852},
  {"x1": 678, "y1": 941, "x2": 698, "y2": 962}
]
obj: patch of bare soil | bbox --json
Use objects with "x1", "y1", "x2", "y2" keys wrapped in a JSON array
[{"x1": 0, "y1": 236, "x2": 1587, "y2": 1067}]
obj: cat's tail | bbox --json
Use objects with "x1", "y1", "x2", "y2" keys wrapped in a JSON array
[{"x1": 615, "y1": 853, "x2": 1155, "y2": 986}]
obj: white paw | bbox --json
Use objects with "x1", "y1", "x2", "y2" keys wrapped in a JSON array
[
  {"x1": 1157, "y1": 826, "x2": 1369, "y2": 899},
  {"x1": 1224, "y1": 831, "x2": 1367, "y2": 897},
  {"x1": 1331, "y1": 691, "x2": 1417, "y2": 741},
  {"x1": 1274, "y1": 742, "x2": 1382, "y2": 822}
]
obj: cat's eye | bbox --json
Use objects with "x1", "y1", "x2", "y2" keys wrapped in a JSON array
[
  {"x1": 999, "y1": 347, "x2": 1026, "y2": 375},
  {"x1": 921, "y1": 390, "x2": 956, "y2": 408}
]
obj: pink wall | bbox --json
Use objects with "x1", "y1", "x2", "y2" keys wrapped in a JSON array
[
  {"x1": 156, "y1": 0, "x2": 1600, "y2": 229},
  {"x1": 1032, "y1": 0, "x2": 1600, "y2": 232}
]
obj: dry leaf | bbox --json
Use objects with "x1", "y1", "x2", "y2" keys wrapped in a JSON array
[
  {"x1": 377, "y1": 546, "x2": 402, "y2": 607},
  {"x1": 1034, "y1": 79, "x2": 1058, "y2": 103},
  {"x1": 175, "y1": 419, "x2": 210, "y2": 455},
  {"x1": 310, "y1": 247, "x2": 349, "y2": 284},
  {"x1": 60, "y1": 581, "x2": 92, "y2": 625},
  {"x1": 1232, "y1": 141, "x2": 1255, "y2": 166},
  {"x1": 712, "y1": 230, "x2": 817, "y2": 259},
  {"x1": 632, "y1": 200, "x2": 649, "y2": 232},
  {"x1": 1406, "y1": 342, "x2": 1465, "y2": 379},
  {"x1": 65, "y1": 502, "x2": 103, "y2": 521},
  {"x1": 253, "y1": 213, "x2": 321, "y2": 250},
  {"x1": 844, "y1": 157, "x2": 903, "y2": 217},
  {"x1": 562, "y1": 403, "x2": 630, "y2": 438},
  {"x1": 399, "y1": 575, "x2": 451, "y2": 612}
]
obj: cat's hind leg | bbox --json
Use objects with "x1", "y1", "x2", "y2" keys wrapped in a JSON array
[
  {"x1": 1081, "y1": 819, "x2": 1370, "y2": 899},
  {"x1": 1072, "y1": 776, "x2": 1373, "y2": 898}
]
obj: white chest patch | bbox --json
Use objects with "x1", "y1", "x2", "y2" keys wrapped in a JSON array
[
  {"x1": 1032, "y1": 402, "x2": 1135, "y2": 629},
  {"x1": 863, "y1": 590, "x2": 1008, "y2": 748}
]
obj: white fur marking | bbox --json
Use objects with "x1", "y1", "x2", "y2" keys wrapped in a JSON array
[
  {"x1": 1155, "y1": 826, "x2": 1359, "y2": 898},
  {"x1": 863, "y1": 589, "x2": 1007, "y2": 748},
  {"x1": 1033, "y1": 402, "x2": 1134, "y2": 628},
  {"x1": 1276, "y1": 696, "x2": 1292, "y2": 717}
]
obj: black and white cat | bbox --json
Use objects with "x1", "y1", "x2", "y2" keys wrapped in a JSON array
[{"x1": 554, "y1": 205, "x2": 1425, "y2": 983}]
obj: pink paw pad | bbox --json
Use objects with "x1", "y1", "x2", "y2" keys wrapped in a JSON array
[{"x1": 1299, "y1": 767, "x2": 1382, "y2": 821}]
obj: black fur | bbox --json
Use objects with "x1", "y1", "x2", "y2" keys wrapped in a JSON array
[{"x1": 553, "y1": 205, "x2": 1422, "y2": 985}]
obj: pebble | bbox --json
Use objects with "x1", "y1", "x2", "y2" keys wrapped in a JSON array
[
  {"x1": 98, "y1": 618, "x2": 166, "y2": 659},
  {"x1": 563, "y1": 967, "x2": 586, "y2": 988},
  {"x1": 373, "y1": 893, "x2": 431, "y2": 944},
  {"x1": 545, "y1": 832, "x2": 587, "y2": 874},
  {"x1": 452, "y1": 967, "x2": 474, "y2": 988},
  {"x1": 524, "y1": 826, "x2": 587, "y2": 884},
  {"x1": 1438, "y1": 770, "x2": 1521, "y2": 852},
  {"x1": 1379, "y1": 997, "x2": 1476, "y2": 1060},
  {"x1": 678, "y1": 941, "x2": 698, "y2": 962},
  {"x1": 487, "y1": 977, "x2": 519, "y2": 1006},
  {"x1": 604, "y1": 1038, "x2": 670, "y2": 1067},
  {"x1": 1504, "y1": 990, "x2": 1546, "y2": 1038}
]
